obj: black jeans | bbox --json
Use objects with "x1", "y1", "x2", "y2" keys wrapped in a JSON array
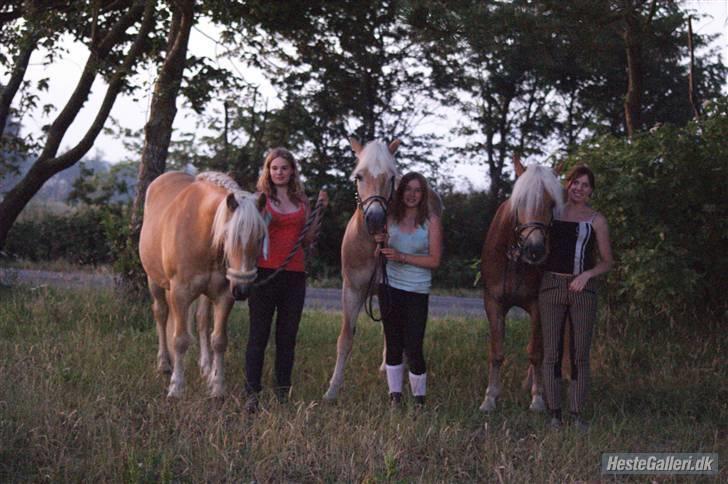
[
  {"x1": 245, "y1": 269, "x2": 306, "y2": 394},
  {"x1": 378, "y1": 284, "x2": 429, "y2": 375}
]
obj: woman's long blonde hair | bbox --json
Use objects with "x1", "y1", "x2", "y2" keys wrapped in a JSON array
[{"x1": 256, "y1": 147, "x2": 306, "y2": 205}]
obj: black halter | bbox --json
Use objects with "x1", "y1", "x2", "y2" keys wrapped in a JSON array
[
  {"x1": 507, "y1": 208, "x2": 552, "y2": 262},
  {"x1": 354, "y1": 175, "x2": 396, "y2": 233},
  {"x1": 508, "y1": 221, "x2": 550, "y2": 262}
]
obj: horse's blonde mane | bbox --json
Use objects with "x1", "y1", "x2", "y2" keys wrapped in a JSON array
[
  {"x1": 351, "y1": 140, "x2": 398, "y2": 179},
  {"x1": 197, "y1": 172, "x2": 267, "y2": 262},
  {"x1": 509, "y1": 164, "x2": 564, "y2": 217}
]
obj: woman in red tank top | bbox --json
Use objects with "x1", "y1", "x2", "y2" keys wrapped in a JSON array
[{"x1": 244, "y1": 148, "x2": 328, "y2": 413}]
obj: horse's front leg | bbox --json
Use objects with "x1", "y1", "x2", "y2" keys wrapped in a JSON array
[
  {"x1": 480, "y1": 294, "x2": 506, "y2": 412},
  {"x1": 148, "y1": 279, "x2": 171, "y2": 375},
  {"x1": 167, "y1": 284, "x2": 193, "y2": 398},
  {"x1": 207, "y1": 294, "x2": 234, "y2": 398},
  {"x1": 525, "y1": 300, "x2": 546, "y2": 412},
  {"x1": 196, "y1": 296, "x2": 213, "y2": 380},
  {"x1": 323, "y1": 283, "x2": 366, "y2": 400}
]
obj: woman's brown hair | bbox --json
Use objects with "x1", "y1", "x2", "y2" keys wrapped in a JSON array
[
  {"x1": 391, "y1": 172, "x2": 431, "y2": 226},
  {"x1": 565, "y1": 164, "x2": 595, "y2": 190}
]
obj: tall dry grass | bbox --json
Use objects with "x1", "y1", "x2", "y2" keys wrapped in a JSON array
[{"x1": 0, "y1": 285, "x2": 725, "y2": 482}]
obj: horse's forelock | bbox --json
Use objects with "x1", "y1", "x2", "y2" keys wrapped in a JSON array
[
  {"x1": 352, "y1": 140, "x2": 397, "y2": 179},
  {"x1": 202, "y1": 172, "x2": 266, "y2": 262},
  {"x1": 509, "y1": 164, "x2": 564, "y2": 217}
]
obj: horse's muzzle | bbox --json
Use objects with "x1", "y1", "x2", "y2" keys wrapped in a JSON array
[
  {"x1": 227, "y1": 267, "x2": 256, "y2": 301},
  {"x1": 232, "y1": 284, "x2": 251, "y2": 301},
  {"x1": 521, "y1": 243, "x2": 547, "y2": 265},
  {"x1": 365, "y1": 206, "x2": 387, "y2": 234}
]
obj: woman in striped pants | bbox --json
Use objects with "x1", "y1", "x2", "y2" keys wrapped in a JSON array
[{"x1": 540, "y1": 164, "x2": 613, "y2": 430}]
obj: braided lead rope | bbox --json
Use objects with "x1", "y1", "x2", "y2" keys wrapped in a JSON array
[
  {"x1": 364, "y1": 244, "x2": 391, "y2": 322},
  {"x1": 253, "y1": 197, "x2": 325, "y2": 288}
]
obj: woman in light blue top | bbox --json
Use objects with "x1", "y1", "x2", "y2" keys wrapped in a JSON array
[{"x1": 374, "y1": 172, "x2": 443, "y2": 407}]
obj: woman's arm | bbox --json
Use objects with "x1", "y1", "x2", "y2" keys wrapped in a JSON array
[
  {"x1": 380, "y1": 216, "x2": 443, "y2": 269},
  {"x1": 569, "y1": 212, "x2": 614, "y2": 291}
]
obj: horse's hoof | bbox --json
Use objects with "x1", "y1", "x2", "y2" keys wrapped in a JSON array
[
  {"x1": 210, "y1": 386, "x2": 224, "y2": 399},
  {"x1": 167, "y1": 380, "x2": 184, "y2": 399},
  {"x1": 322, "y1": 388, "x2": 338, "y2": 401},
  {"x1": 529, "y1": 395, "x2": 546, "y2": 412},
  {"x1": 479, "y1": 397, "x2": 496, "y2": 413},
  {"x1": 199, "y1": 363, "x2": 212, "y2": 379},
  {"x1": 157, "y1": 360, "x2": 172, "y2": 376}
]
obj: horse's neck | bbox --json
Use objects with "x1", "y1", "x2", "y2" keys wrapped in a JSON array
[{"x1": 490, "y1": 201, "x2": 517, "y2": 249}]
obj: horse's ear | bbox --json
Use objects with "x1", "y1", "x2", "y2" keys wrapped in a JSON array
[
  {"x1": 256, "y1": 192, "x2": 267, "y2": 212},
  {"x1": 349, "y1": 137, "x2": 363, "y2": 154},
  {"x1": 388, "y1": 139, "x2": 401, "y2": 154},
  {"x1": 513, "y1": 153, "x2": 525, "y2": 177},
  {"x1": 226, "y1": 193, "x2": 239, "y2": 212}
]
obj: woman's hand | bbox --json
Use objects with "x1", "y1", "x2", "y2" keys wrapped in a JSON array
[
  {"x1": 569, "y1": 272, "x2": 591, "y2": 292},
  {"x1": 380, "y1": 247, "x2": 407, "y2": 264}
]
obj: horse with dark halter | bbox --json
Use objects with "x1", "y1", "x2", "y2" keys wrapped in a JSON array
[
  {"x1": 139, "y1": 171, "x2": 267, "y2": 398},
  {"x1": 479, "y1": 156, "x2": 563, "y2": 412},
  {"x1": 323, "y1": 138, "x2": 399, "y2": 401}
]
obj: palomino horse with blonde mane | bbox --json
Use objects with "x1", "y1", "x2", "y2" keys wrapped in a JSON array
[
  {"x1": 323, "y1": 138, "x2": 399, "y2": 400},
  {"x1": 479, "y1": 156, "x2": 563, "y2": 412},
  {"x1": 139, "y1": 171, "x2": 267, "y2": 398}
]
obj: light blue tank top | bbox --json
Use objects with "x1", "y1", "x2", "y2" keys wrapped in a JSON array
[{"x1": 386, "y1": 221, "x2": 431, "y2": 294}]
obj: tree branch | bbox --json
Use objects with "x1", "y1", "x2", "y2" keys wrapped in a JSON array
[
  {"x1": 0, "y1": 30, "x2": 37, "y2": 134},
  {"x1": 50, "y1": 0, "x2": 157, "y2": 170}
]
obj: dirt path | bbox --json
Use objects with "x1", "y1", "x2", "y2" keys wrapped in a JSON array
[{"x1": 0, "y1": 268, "x2": 502, "y2": 318}]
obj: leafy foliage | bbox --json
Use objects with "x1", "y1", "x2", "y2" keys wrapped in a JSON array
[{"x1": 564, "y1": 96, "x2": 728, "y2": 323}]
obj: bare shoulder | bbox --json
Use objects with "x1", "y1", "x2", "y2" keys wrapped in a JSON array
[
  {"x1": 428, "y1": 214, "x2": 443, "y2": 227},
  {"x1": 592, "y1": 212, "x2": 609, "y2": 231}
]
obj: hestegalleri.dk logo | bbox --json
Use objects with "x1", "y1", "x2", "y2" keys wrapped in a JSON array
[{"x1": 601, "y1": 453, "x2": 718, "y2": 475}]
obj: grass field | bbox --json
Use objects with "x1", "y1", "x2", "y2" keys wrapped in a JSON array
[{"x1": 0, "y1": 285, "x2": 725, "y2": 482}]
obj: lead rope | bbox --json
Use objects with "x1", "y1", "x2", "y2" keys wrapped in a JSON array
[
  {"x1": 253, "y1": 197, "x2": 325, "y2": 288},
  {"x1": 364, "y1": 241, "x2": 391, "y2": 322}
]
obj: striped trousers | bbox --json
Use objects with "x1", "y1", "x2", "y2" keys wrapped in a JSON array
[{"x1": 539, "y1": 271, "x2": 598, "y2": 415}]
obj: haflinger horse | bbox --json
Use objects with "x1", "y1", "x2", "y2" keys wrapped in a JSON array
[
  {"x1": 323, "y1": 138, "x2": 399, "y2": 401},
  {"x1": 479, "y1": 155, "x2": 563, "y2": 412},
  {"x1": 139, "y1": 171, "x2": 267, "y2": 398}
]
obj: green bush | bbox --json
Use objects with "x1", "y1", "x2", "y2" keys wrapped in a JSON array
[
  {"x1": 564, "y1": 97, "x2": 728, "y2": 324},
  {"x1": 5, "y1": 207, "x2": 117, "y2": 265}
]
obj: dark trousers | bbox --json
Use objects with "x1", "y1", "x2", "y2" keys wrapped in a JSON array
[
  {"x1": 379, "y1": 284, "x2": 428, "y2": 375},
  {"x1": 539, "y1": 271, "x2": 598, "y2": 414},
  {"x1": 245, "y1": 269, "x2": 306, "y2": 394}
]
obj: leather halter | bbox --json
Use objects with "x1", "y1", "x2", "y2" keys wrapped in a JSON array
[
  {"x1": 507, "y1": 209, "x2": 551, "y2": 262},
  {"x1": 354, "y1": 175, "x2": 396, "y2": 234}
]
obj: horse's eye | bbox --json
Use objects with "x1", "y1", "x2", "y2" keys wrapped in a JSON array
[{"x1": 354, "y1": 174, "x2": 363, "y2": 182}]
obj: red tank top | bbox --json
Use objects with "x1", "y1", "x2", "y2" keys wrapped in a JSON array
[{"x1": 258, "y1": 198, "x2": 306, "y2": 272}]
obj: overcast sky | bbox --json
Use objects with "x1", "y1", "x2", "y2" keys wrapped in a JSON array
[{"x1": 7, "y1": 0, "x2": 728, "y2": 191}]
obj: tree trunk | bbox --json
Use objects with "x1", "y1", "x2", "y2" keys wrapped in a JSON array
[
  {"x1": 128, "y1": 0, "x2": 196, "y2": 249},
  {"x1": 623, "y1": 22, "x2": 642, "y2": 138}
]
